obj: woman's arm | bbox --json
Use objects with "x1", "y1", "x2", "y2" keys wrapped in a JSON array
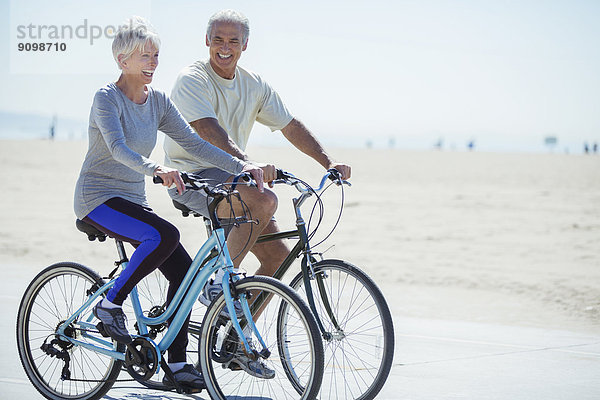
[
  {"x1": 92, "y1": 89, "x2": 159, "y2": 176},
  {"x1": 189, "y1": 118, "x2": 248, "y2": 161}
]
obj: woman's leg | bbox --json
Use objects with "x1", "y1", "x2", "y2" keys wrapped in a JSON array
[
  {"x1": 84, "y1": 197, "x2": 182, "y2": 305},
  {"x1": 158, "y1": 244, "x2": 193, "y2": 363},
  {"x1": 85, "y1": 197, "x2": 194, "y2": 364}
]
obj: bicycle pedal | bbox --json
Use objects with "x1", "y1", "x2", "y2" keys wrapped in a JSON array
[
  {"x1": 223, "y1": 361, "x2": 242, "y2": 371},
  {"x1": 258, "y1": 348, "x2": 271, "y2": 359},
  {"x1": 181, "y1": 385, "x2": 203, "y2": 394},
  {"x1": 163, "y1": 382, "x2": 203, "y2": 395},
  {"x1": 95, "y1": 322, "x2": 110, "y2": 338}
]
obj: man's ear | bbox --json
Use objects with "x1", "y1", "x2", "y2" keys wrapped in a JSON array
[
  {"x1": 242, "y1": 39, "x2": 248, "y2": 51},
  {"x1": 206, "y1": 35, "x2": 210, "y2": 47}
]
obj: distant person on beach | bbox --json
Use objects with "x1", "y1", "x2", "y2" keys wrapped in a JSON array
[
  {"x1": 49, "y1": 115, "x2": 56, "y2": 140},
  {"x1": 163, "y1": 9, "x2": 351, "y2": 314},
  {"x1": 73, "y1": 16, "x2": 263, "y2": 390}
]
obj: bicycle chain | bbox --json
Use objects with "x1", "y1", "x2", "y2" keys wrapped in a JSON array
[{"x1": 55, "y1": 328, "x2": 139, "y2": 383}]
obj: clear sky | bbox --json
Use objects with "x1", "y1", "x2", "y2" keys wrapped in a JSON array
[{"x1": 1, "y1": 0, "x2": 599, "y2": 152}]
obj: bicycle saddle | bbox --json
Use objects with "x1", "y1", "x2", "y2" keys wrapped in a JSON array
[{"x1": 75, "y1": 219, "x2": 108, "y2": 242}]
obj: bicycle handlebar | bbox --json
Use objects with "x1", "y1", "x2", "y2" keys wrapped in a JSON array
[
  {"x1": 154, "y1": 168, "x2": 349, "y2": 196},
  {"x1": 153, "y1": 172, "x2": 229, "y2": 198},
  {"x1": 154, "y1": 172, "x2": 248, "y2": 230},
  {"x1": 273, "y1": 168, "x2": 351, "y2": 193}
]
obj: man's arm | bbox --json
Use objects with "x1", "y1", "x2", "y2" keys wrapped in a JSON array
[
  {"x1": 189, "y1": 117, "x2": 279, "y2": 182},
  {"x1": 281, "y1": 118, "x2": 351, "y2": 180},
  {"x1": 190, "y1": 118, "x2": 249, "y2": 161}
]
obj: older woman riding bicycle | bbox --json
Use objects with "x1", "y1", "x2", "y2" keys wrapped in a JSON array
[{"x1": 73, "y1": 16, "x2": 265, "y2": 391}]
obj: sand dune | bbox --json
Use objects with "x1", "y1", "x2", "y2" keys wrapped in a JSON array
[{"x1": 1, "y1": 139, "x2": 599, "y2": 333}]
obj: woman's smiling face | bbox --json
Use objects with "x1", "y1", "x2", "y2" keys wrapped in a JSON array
[{"x1": 119, "y1": 41, "x2": 159, "y2": 84}]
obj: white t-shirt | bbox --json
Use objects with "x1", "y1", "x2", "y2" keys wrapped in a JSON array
[{"x1": 164, "y1": 60, "x2": 293, "y2": 171}]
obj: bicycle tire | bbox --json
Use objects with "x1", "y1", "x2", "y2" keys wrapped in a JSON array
[
  {"x1": 286, "y1": 259, "x2": 394, "y2": 400},
  {"x1": 200, "y1": 275, "x2": 324, "y2": 400},
  {"x1": 16, "y1": 262, "x2": 124, "y2": 400}
]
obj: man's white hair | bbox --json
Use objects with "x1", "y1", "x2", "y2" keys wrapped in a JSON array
[
  {"x1": 112, "y1": 16, "x2": 161, "y2": 69},
  {"x1": 206, "y1": 9, "x2": 250, "y2": 44}
]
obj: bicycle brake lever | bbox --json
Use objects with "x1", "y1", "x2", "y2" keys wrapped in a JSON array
[
  {"x1": 327, "y1": 168, "x2": 351, "y2": 187},
  {"x1": 326, "y1": 169, "x2": 343, "y2": 185}
]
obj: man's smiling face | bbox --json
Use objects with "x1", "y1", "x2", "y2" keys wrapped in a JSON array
[{"x1": 206, "y1": 21, "x2": 247, "y2": 79}]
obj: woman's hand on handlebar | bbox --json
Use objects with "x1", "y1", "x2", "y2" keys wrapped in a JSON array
[
  {"x1": 241, "y1": 163, "x2": 265, "y2": 193},
  {"x1": 154, "y1": 166, "x2": 185, "y2": 195}
]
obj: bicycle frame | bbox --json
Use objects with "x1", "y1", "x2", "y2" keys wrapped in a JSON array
[{"x1": 55, "y1": 226, "x2": 260, "y2": 362}]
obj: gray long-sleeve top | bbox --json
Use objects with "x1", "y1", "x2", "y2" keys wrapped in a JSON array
[{"x1": 74, "y1": 83, "x2": 245, "y2": 219}]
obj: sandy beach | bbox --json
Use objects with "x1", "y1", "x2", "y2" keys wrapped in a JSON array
[
  {"x1": 1, "y1": 139, "x2": 599, "y2": 335},
  {"x1": 2, "y1": 139, "x2": 600, "y2": 399}
]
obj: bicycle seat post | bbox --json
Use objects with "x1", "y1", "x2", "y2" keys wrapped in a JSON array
[{"x1": 114, "y1": 239, "x2": 128, "y2": 266}]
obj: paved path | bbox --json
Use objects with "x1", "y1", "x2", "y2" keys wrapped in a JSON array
[
  {"x1": 3, "y1": 268, "x2": 599, "y2": 399},
  {"x1": 4, "y1": 310, "x2": 599, "y2": 399}
]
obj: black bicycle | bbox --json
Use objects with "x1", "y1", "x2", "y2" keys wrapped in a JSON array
[{"x1": 174, "y1": 168, "x2": 395, "y2": 400}]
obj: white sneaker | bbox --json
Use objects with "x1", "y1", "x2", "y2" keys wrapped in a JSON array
[
  {"x1": 223, "y1": 340, "x2": 275, "y2": 379},
  {"x1": 198, "y1": 279, "x2": 243, "y2": 317}
]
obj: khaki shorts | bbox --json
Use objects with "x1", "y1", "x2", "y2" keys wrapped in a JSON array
[{"x1": 168, "y1": 168, "x2": 232, "y2": 217}]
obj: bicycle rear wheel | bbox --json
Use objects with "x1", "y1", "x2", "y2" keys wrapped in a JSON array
[
  {"x1": 200, "y1": 275, "x2": 324, "y2": 400},
  {"x1": 16, "y1": 262, "x2": 123, "y2": 400},
  {"x1": 287, "y1": 259, "x2": 395, "y2": 400}
]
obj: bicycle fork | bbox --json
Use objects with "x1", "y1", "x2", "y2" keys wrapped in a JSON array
[
  {"x1": 293, "y1": 197, "x2": 345, "y2": 340},
  {"x1": 220, "y1": 269, "x2": 270, "y2": 359}
]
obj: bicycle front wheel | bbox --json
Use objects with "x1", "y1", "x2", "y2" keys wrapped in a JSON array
[
  {"x1": 200, "y1": 275, "x2": 324, "y2": 400},
  {"x1": 287, "y1": 259, "x2": 395, "y2": 400},
  {"x1": 16, "y1": 262, "x2": 123, "y2": 400}
]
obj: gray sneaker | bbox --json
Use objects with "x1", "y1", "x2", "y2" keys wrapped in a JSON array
[
  {"x1": 162, "y1": 364, "x2": 205, "y2": 392},
  {"x1": 223, "y1": 340, "x2": 275, "y2": 379},
  {"x1": 199, "y1": 279, "x2": 243, "y2": 317},
  {"x1": 92, "y1": 301, "x2": 132, "y2": 344}
]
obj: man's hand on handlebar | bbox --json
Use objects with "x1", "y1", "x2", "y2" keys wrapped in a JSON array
[
  {"x1": 328, "y1": 162, "x2": 351, "y2": 181},
  {"x1": 241, "y1": 163, "x2": 266, "y2": 193},
  {"x1": 154, "y1": 166, "x2": 185, "y2": 195},
  {"x1": 252, "y1": 162, "x2": 278, "y2": 188}
]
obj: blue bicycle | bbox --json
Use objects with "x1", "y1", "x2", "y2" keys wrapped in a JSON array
[{"x1": 16, "y1": 173, "x2": 324, "y2": 400}]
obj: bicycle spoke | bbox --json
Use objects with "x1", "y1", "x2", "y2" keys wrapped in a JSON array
[
  {"x1": 201, "y1": 276, "x2": 323, "y2": 400},
  {"x1": 289, "y1": 260, "x2": 394, "y2": 400}
]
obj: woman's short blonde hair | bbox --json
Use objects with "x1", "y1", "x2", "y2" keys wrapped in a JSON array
[{"x1": 112, "y1": 16, "x2": 160, "y2": 69}]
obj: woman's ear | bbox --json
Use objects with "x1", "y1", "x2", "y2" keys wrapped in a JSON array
[{"x1": 117, "y1": 54, "x2": 127, "y2": 68}]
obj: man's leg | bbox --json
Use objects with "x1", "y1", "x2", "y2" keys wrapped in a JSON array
[
  {"x1": 248, "y1": 219, "x2": 290, "y2": 277},
  {"x1": 168, "y1": 168, "x2": 287, "y2": 276},
  {"x1": 219, "y1": 181, "x2": 278, "y2": 270}
]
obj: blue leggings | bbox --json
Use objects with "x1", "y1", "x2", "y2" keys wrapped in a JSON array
[{"x1": 84, "y1": 197, "x2": 192, "y2": 362}]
